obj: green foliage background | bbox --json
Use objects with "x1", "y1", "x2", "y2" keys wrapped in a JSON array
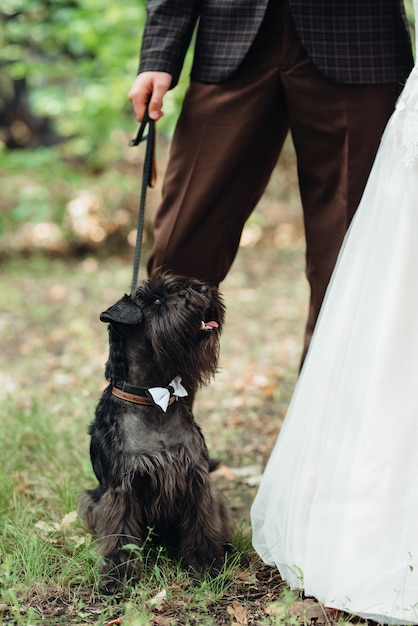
[
  {"x1": 0, "y1": 0, "x2": 414, "y2": 248},
  {"x1": 1, "y1": 0, "x2": 190, "y2": 157},
  {"x1": 0, "y1": 0, "x2": 192, "y2": 245}
]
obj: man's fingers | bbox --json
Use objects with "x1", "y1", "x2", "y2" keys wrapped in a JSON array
[
  {"x1": 128, "y1": 79, "x2": 150, "y2": 121},
  {"x1": 128, "y1": 72, "x2": 172, "y2": 122},
  {"x1": 148, "y1": 92, "x2": 164, "y2": 120}
]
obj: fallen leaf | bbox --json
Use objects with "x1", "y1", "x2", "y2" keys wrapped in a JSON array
[
  {"x1": 149, "y1": 588, "x2": 167, "y2": 607},
  {"x1": 212, "y1": 463, "x2": 235, "y2": 480},
  {"x1": 152, "y1": 616, "x2": 172, "y2": 626},
  {"x1": 236, "y1": 569, "x2": 258, "y2": 584},
  {"x1": 289, "y1": 599, "x2": 325, "y2": 622},
  {"x1": 264, "y1": 602, "x2": 287, "y2": 618},
  {"x1": 35, "y1": 520, "x2": 56, "y2": 534},
  {"x1": 226, "y1": 600, "x2": 248, "y2": 624},
  {"x1": 58, "y1": 511, "x2": 78, "y2": 530}
]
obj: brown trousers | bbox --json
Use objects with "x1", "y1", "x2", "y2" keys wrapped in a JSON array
[{"x1": 147, "y1": 0, "x2": 403, "y2": 359}]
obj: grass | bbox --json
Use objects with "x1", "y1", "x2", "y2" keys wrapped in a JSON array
[
  {"x1": 0, "y1": 341, "x2": 267, "y2": 625},
  {"x1": 0, "y1": 199, "x2": 371, "y2": 624}
]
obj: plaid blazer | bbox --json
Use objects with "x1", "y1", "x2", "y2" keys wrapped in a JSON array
[{"x1": 139, "y1": 0, "x2": 413, "y2": 85}]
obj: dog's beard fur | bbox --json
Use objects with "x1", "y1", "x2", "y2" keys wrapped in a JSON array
[
  {"x1": 80, "y1": 272, "x2": 230, "y2": 592},
  {"x1": 133, "y1": 272, "x2": 225, "y2": 390}
]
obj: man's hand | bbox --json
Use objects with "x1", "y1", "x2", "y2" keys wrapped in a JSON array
[{"x1": 128, "y1": 71, "x2": 173, "y2": 122}]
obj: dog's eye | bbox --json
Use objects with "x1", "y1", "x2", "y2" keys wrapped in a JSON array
[
  {"x1": 199, "y1": 285, "x2": 210, "y2": 295},
  {"x1": 154, "y1": 298, "x2": 162, "y2": 305}
]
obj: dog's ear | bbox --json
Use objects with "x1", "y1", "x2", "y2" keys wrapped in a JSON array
[{"x1": 100, "y1": 295, "x2": 143, "y2": 325}]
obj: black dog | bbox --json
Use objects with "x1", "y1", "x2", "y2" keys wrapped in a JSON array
[{"x1": 81, "y1": 272, "x2": 230, "y2": 591}]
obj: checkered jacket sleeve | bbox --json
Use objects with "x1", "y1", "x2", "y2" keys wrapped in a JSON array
[
  {"x1": 138, "y1": 0, "x2": 268, "y2": 85},
  {"x1": 138, "y1": 0, "x2": 413, "y2": 86},
  {"x1": 138, "y1": 0, "x2": 201, "y2": 85}
]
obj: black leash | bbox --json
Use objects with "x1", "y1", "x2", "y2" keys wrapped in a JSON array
[{"x1": 128, "y1": 107, "x2": 155, "y2": 295}]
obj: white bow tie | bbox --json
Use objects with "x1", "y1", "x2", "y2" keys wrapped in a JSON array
[{"x1": 147, "y1": 376, "x2": 188, "y2": 412}]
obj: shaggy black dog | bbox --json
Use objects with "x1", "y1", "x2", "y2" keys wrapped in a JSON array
[{"x1": 81, "y1": 273, "x2": 230, "y2": 592}]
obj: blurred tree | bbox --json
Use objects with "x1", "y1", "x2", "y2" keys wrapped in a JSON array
[
  {"x1": 1, "y1": 0, "x2": 147, "y2": 159},
  {"x1": 0, "y1": 0, "x2": 194, "y2": 249},
  {"x1": 0, "y1": 0, "x2": 190, "y2": 165}
]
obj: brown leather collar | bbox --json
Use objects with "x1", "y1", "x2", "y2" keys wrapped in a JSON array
[{"x1": 111, "y1": 386, "x2": 177, "y2": 407}]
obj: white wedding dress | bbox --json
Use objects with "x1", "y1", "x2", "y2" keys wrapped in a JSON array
[{"x1": 251, "y1": 3, "x2": 418, "y2": 624}]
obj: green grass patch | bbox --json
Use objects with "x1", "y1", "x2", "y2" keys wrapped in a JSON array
[{"x1": 0, "y1": 253, "x2": 368, "y2": 624}]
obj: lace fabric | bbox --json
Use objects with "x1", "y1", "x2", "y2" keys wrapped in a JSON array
[
  {"x1": 395, "y1": 0, "x2": 418, "y2": 168},
  {"x1": 395, "y1": 68, "x2": 418, "y2": 168}
]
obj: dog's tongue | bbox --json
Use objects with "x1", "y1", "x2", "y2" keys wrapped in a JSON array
[{"x1": 200, "y1": 320, "x2": 219, "y2": 331}]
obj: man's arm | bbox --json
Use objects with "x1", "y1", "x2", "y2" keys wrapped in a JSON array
[{"x1": 129, "y1": 0, "x2": 200, "y2": 121}]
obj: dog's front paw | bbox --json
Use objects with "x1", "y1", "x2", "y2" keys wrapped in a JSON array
[
  {"x1": 99, "y1": 573, "x2": 123, "y2": 595},
  {"x1": 99, "y1": 559, "x2": 141, "y2": 594},
  {"x1": 186, "y1": 553, "x2": 226, "y2": 579}
]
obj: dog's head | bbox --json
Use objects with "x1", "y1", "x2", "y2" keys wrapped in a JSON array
[{"x1": 100, "y1": 272, "x2": 225, "y2": 392}]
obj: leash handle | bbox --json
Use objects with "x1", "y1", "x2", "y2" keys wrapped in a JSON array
[{"x1": 129, "y1": 107, "x2": 155, "y2": 295}]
